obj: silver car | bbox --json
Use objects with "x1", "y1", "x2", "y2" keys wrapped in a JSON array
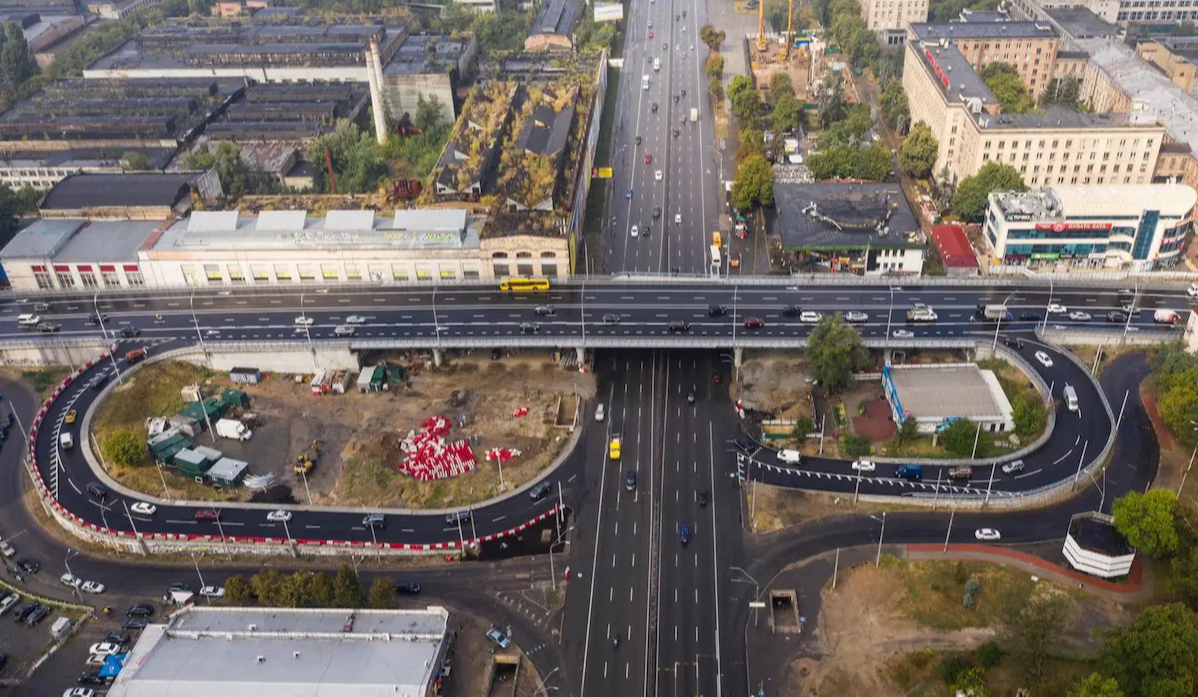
[{"x1": 333, "y1": 325, "x2": 355, "y2": 337}]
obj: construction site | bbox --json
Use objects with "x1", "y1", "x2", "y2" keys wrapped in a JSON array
[{"x1": 745, "y1": 0, "x2": 815, "y2": 109}]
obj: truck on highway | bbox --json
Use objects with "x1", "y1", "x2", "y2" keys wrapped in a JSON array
[
  {"x1": 690, "y1": 107, "x2": 698, "y2": 122},
  {"x1": 1153, "y1": 309, "x2": 1181, "y2": 324},
  {"x1": 976, "y1": 304, "x2": 1013, "y2": 322},
  {"x1": 895, "y1": 464, "x2": 923, "y2": 480},
  {"x1": 214, "y1": 418, "x2": 252, "y2": 442},
  {"x1": 906, "y1": 305, "x2": 938, "y2": 322},
  {"x1": 948, "y1": 466, "x2": 973, "y2": 481}
]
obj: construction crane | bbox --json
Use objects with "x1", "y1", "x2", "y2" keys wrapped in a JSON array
[
  {"x1": 785, "y1": 0, "x2": 794, "y2": 59},
  {"x1": 757, "y1": 0, "x2": 766, "y2": 51}
]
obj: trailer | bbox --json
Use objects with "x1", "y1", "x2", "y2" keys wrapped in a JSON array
[
  {"x1": 977, "y1": 304, "x2": 1012, "y2": 321},
  {"x1": 214, "y1": 418, "x2": 252, "y2": 442}
]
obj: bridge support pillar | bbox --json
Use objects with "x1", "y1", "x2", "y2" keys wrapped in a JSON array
[
  {"x1": 432, "y1": 348, "x2": 444, "y2": 367},
  {"x1": 733, "y1": 347, "x2": 743, "y2": 369},
  {"x1": 575, "y1": 347, "x2": 586, "y2": 366}
]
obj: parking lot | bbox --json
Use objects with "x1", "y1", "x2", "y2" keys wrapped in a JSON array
[{"x1": 0, "y1": 583, "x2": 94, "y2": 693}]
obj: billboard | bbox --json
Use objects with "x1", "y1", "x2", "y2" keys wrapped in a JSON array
[
  {"x1": 594, "y1": 3, "x2": 624, "y2": 22},
  {"x1": 1033, "y1": 222, "x2": 1112, "y2": 232}
]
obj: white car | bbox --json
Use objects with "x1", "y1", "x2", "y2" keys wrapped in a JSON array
[
  {"x1": 81, "y1": 581, "x2": 105, "y2": 594},
  {"x1": 674, "y1": 213, "x2": 682, "y2": 224},
  {"x1": 892, "y1": 329, "x2": 914, "y2": 339},
  {"x1": 595, "y1": 403, "x2": 605, "y2": 422},
  {"x1": 799, "y1": 311, "x2": 821, "y2": 323},
  {"x1": 1068, "y1": 311, "x2": 1091, "y2": 321},
  {"x1": 345, "y1": 315, "x2": 367, "y2": 324},
  {"x1": 64, "y1": 690, "x2": 95, "y2": 697},
  {"x1": 60, "y1": 573, "x2": 82, "y2": 588},
  {"x1": 851, "y1": 460, "x2": 876, "y2": 472},
  {"x1": 294, "y1": 316, "x2": 314, "y2": 326},
  {"x1": 1034, "y1": 351, "x2": 1054, "y2": 368},
  {"x1": 266, "y1": 510, "x2": 292, "y2": 522},
  {"x1": 0, "y1": 594, "x2": 19, "y2": 615},
  {"x1": 89, "y1": 642, "x2": 122, "y2": 656},
  {"x1": 130, "y1": 502, "x2": 157, "y2": 516},
  {"x1": 1046, "y1": 303, "x2": 1067, "y2": 314},
  {"x1": 631, "y1": 225, "x2": 639, "y2": 238},
  {"x1": 1187, "y1": 283, "x2": 1198, "y2": 298},
  {"x1": 974, "y1": 528, "x2": 1002, "y2": 541},
  {"x1": 200, "y1": 585, "x2": 225, "y2": 598},
  {"x1": 844, "y1": 311, "x2": 868, "y2": 323},
  {"x1": 333, "y1": 326, "x2": 355, "y2": 337},
  {"x1": 655, "y1": 170, "x2": 663, "y2": 181}
]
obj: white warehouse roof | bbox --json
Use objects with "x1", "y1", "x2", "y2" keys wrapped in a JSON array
[{"x1": 106, "y1": 606, "x2": 450, "y2": 697}]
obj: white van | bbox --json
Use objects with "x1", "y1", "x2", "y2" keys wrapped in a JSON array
[
  {"x1": 50, "y1": 616, "x2": 71, "y2": 641},
  {"x1": 1063, "y1": 384, "x2": 1078, "y2": 412},
  {"x1": 653, "y1": 57, "x2": 661, "y2": 71},
  {"x1": 642, "y1": 75, "x2": 650, "y2": 90},
  {"x1": 17, "y1": 314, "x2": 40, "y2": 328},
  {"x1": 59, "y1": 432, "x2": 74, "y2": 450},
  {"x1": 777, "y1": 449, "x2": 802, "y2": 464}
]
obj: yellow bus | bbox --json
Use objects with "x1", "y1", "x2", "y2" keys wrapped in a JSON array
[{"x1": 499, "y1": 277, "x2": 550, "y2": 292}]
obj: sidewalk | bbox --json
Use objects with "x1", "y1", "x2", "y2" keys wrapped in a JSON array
[{"x1": 906, "y1": 543, "x2": 1154, "y2": 603}]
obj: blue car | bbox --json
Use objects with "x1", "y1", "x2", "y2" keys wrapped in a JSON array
[
  {"x1": 680, "y1": 524, "x2": 690, "y2": 545},
  {"x1": 625, "y1": 189, "x2": 633, "y2": 199}
]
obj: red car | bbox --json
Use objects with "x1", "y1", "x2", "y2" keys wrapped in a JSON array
[
  {"x1": 644, "y1": 153, "x2": 652, "y2": 164},
  {"x1": 743, "y1": 317, "x2": 765, "y2": 328},
  {"x1": 194, "y1": 509, "x2": 221, "y2": 522},
  {"x1": 649, "y1": 29, "x2": 654, "y2": 38}
]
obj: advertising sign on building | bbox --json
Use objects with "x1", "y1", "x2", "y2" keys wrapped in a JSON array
[{"x1": 1033, "y1": 222, "x2": 1113, "y2": 232}]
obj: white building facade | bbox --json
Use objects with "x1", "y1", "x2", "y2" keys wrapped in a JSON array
[{"x1": 985, "y1": 185, "x2": 1196, "y2": 270}]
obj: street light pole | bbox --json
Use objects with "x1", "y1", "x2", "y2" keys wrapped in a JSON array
[
  {"x1": 730, "y1": 566, "x2": 761, "y2": 627},
  {"x1": 885, "y1": 287, "x2": 894, "y2": 341},
  {"x1": 190, "y1": 290, "x2": 208, "y2": 359},
  {"x1": 944, "y1": 505, "x2": 955, "y2": 552},
  {"x1": 190, "y1": 552, "x2": 208, "y2": 602},
  {"x1": 990, "y1": 291, "x2": 1017, "y2": 353},
  {"x1": 64, "y1": 549, "x2": 81, "y2": 599},
  {"x1": 875, "y1": 512, "x2": 886, "y2": 566},
  {"x1": 94, "y1": 292, "x2": 123, "y2": 384},
  {"x1": 121, "y1": 500, "x2": 142, "y2": 538}
]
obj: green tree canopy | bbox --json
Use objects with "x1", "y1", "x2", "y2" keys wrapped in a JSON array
[
  {"x1": 817, "y1": 76, "x2": 847, "y2": 128},
  {"x1": 1157, "y1": 378, "x2": 1198, "y2": 449},
  {"x1": 224, "y1": 574, "x2": 252, "y2": 604},
  {"x1": 699, "y1": 24, "x2": 726, "y2": 52},
  {"x1": 251, "y1": 570, "x2": 284, "y2": 607},
  {"x1": 880, "y1": 79, "x2": 910, "y2": 133},
  {"x1": 705, "y1": 53, "x2": 725, "y2": 81},
  {"x1": 899, "y1": 121, "x2": 938, "y2": 178},
  {"x1": 981, "y1": 62, "x2": 1036, "y2": 113},
  {"x1": 1041, "y1": 76, "x2": 1081, "y2": 108},
  {"x1": 951, "y1": 161, "x2": 1026, "y2": 220},
  {"x1": 1003, "y1": 594, "x2": 1074, "y2": 682},
  {"x1": 0, "y1": 182, "x2": 42, "y2": 236},
  {"x1": 1011, "y1": 391, "x2": 1047, "y2": 438},
  {"x1": 308, "y1": 122, "x2": 389, "y2": 194},
  {"x1": 121, "y1": 151, "x2": 151, "y2": 171},
  {"x1": 728, "y1": 75, "x2": 760, "y2": 125},
  {"x1": 950, "y1": 666, "x2": 992, "y2": 697},
  {"x1": 940, "y1": 418, "x2": 992, "y2": 458},
  {"x1": 1112, "y1": 489, "x2": 1179, "y2": 557},
  {"x1": 1070, "y1": 673, "x2": 1124, "y2": 697},
  {"x1": 332, "y1": 564, "x2": 364, "y2": 608},
  {"x1": 368, "y1": 577, "x2": 395, "y2": 609},
  {"x1": 183, "y1": 141, "x2": 248, "y2": 197},
  {"x1": 1, "y1": 22, "x2": 38, "y2": 85},
  {"x1": 731, "y1": 154, "x2": 774, "y2": 210},
  {"x1": 853, "y1": 141, "x2": 891, "y2": 181},
  {"x1": 804, "y1": 314, "x2": 870, "y2": 394},
  {"x1": 102, "y1": 428, "x2": 147, "y2": 467},
  {"x1": 308, "y1": 572, "x2": 335, "y2": 607},
  {"x1": 771, "y1": 94, "x2": 804, "y2": 134},
  {"x1": 1100, "y1": 603, "x2": 1198, "y2": 697}
]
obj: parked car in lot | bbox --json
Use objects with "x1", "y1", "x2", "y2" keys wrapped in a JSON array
[
  {"x1": 77, "y1": 672, "x2": 106, "y2": 686},
  {"x1": 89, "y1": 642, "x2": 122, "y2": 656},
  {"x1": 25, "y1": 605, "x2": 50, "y2": 626},
  {"x1": 0, "y1": 593, "x2": 19, "y2": 616},
  {"x1": 14, "y1": 602, "x2": 39, "y2": 623},
  {"x1": 60, "y1": 573, "x2": 82, "y2": 589},
  {"x1": 16, "y1": 559, "x2": 39, "y2": 574},
  {"x1": 63, "y1": 689, "x2": 95, "y2": 697},
  {"x1": 122, "y1": 617, "x2": 149, "y2": 630},
  {"x1": 125, "y1": 603, "x2": 154, "y2": 618},
  {"x1": 103, "y1": 631, "x2": 130, "y2": 645}
]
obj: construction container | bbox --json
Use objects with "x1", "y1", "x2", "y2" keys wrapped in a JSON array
[
  {"x1": 229, "y1": 367, "x2": 262, "y2": 385},
  {"x1": 208, "y1": 457, "x2": 248, "y2": 487}
]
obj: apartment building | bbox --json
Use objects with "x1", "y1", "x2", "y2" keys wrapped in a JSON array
[
  {"x1": 1006, "y1": 0, "x2": 1198, "y2": 25},
  {"x1": 903, "y1": 39, "x2": 1166, "y2": 186},
  {"x1": 861, "y1": 0, "x2": 928, "y2": 46},
  {"x1": 1136, "y1": 39, "x2": 1198, "y2": 96},
  {"x1": 984, "y1": 184, "x2": 1195, "y2": 270},
  {"x1": 908, "y1": 21, "x2": 1061, "y2": 101}
]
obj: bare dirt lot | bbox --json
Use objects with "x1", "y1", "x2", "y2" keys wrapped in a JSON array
[
  {"x1": 94, "y1": 354, "x2": 594, "y2": 509},
  {"x1": 789, "y1": 557, "x2": 1133, "y2": 697},
  {"x1": 734, "y1": 352, "x2": 813, "y2": 421},
  {"x1": 747, "y1": 484, "x2": 894, "y2": 533}
]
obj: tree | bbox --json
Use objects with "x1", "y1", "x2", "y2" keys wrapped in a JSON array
[
  {"x1": 1010, "y1": 392, "x2": 1046, "y2": 438},
  {"x1": 183, "y1": 141, "x2": 248, "y2": 196},
  {"x1": 950, "y1": 666, "x2": 992, "y2": 697},
  {"x1": 899, "y1": 121, "x2": 938, "y2": 178},
  {"x1": 731, "y1": 154, "x2": 774, "y2": 210},
  {"x1": 844, "y1": 434, "x2": 871, "y2": 457},
  {"x1": 940, "y1": 418, "x2": 991, "y2": 458},
  {"x1": 414, "y1": 94, "x2": 447, "y2": 133},
  {"x1": 308, "y1": 572, "x2": 335, "y2": 607},
  {"x1": 368, "y1": 577, "x2": 395, "y2": 609},
  {"x1": 1, "y1": 23, "x2": 37, "y2": 86},
  {"x1": 332, "y1": 564, "x2": 363, "y2": 608},
  {"x1": 880, "y1": 79, "x2": 910, "y2": 133},
  {"x1": 770, "y1": 72, "x2": 795, "y2": 99},
  {"x1": 793, "y1": 416, "x2": 814, "y2": 438},
  {"x1": 1157, "y1": 379, "x2": 1198, "y2": 448},
  {"x1": 981, "y1": 62, "x2": 1035, "y2": 113},
  {"x1": 817, "y1": 77, "x2": 847, "y2": 128},
  {"x1": 850, "y1": 27, "x2": 879, "y2": 68},
  {"x1": 807, "y1": 145, "x2": 856, "y2": 180},
  {"x1": 1041, "y1": 76, "x2": 1081, "y2": 108},
  {"x1": 893, "y1": 415, "x2": 918, "y2": 450},
  {"x1": 224, "y1": 574, "x2": 252, "y2": 604},
  {"x1": 1003, "y1": 594, "x2": 1073, "y2": 682},
  {"x1": 709, "y1": 76, "x2": 724, "y2": 103},
  {"x1": 250, "y1": 570, "x2": 284, "y2": 607},
  {"x1": 853, "y1": 141, "x2": 891, "y2": 181},
  {"x1": 737, "y1": 128, "x2": 765, "y2": 164},
  {"x1": 1112, "y1": 489, "x2": 1179, "y2": 558},
  {"x1": 1070, "y1": 673, "x2": 1124, "y2": 697},
  {"x1": 705, "y1": 53, "x2": 725, "y2": 81},
  {"x1": 804, "y1": 314, "x2": 870, "y2": 394},
  {"x1": 876, "y1": 49, "x2": 904, "y2": 83},
  {"x1": 0, "y1": 183, "x2": 37, "y2": 236},
  {"x1": 728, "y1": 75, "x2": 760, "y2": 125},
  {"x1": 771, "y1": 95, "x2": 804, "y2": 134},
  {"x1": 102, "y1": 428, "x2": 147, "y2": 467},
  {"x1": 308, "y1": 122, "x2": 389, "y2": 194},
  {"x1": 951, "y1": 161, "x2": 1025, "y2": 220},
  {"x1": 1101, "y1": 603, "x2": 1198, "y2": 697},
  {"x1": 766, "y1": 0, "x2": 791, "y2": 31},
  {"x1": 699, "y1": 24, "x2": 726, "y2": 52},
  {"x1": 122, "y1": 151, "x2": 151, "y2": 171}
]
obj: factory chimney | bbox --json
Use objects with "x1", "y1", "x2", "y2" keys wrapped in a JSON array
[{"x1": 366, "y1": 37, "x2": 389, "y2": 145}]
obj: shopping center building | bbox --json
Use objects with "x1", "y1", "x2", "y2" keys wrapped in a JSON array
[{"x1": 984, "y1": 184, "x2": 1196, "y2": 270}]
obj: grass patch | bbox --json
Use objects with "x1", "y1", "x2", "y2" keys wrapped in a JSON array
[
  {"x1": 19, "y1": 366, "x2": 72, "y2": 398},
  {"x1": 887, "y1": 648, "x2": 1098, "y2": 697},
  {"x1": 882, "y1": 556, "x2": 1041, "y2": 630},
  {"x1": 92, "y1": 361, "x2": 211, "y2": 442},
  {"x1": 336, "y1": 456, "x2": 402, "y2": 509}
]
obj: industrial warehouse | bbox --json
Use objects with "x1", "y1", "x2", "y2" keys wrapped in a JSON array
[{"x1": 881, "y1": 363, "x2": 1015, "y2": 433}]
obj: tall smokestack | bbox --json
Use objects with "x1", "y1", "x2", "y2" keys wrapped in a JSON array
[{"x1": 367, "y1": 37, "x2": 389, "y2": 145}]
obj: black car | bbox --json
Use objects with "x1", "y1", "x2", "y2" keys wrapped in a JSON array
[
  {"x1": 0, "y1": 652, "x2": 7, "y2": 670},
  {"x1": 519, "y1": 322, "x2": 540, "y2": 334},
  {"x1": 625, "y1": 470, "x2": 637, "y2": 491},
  {"x1": 120, "y1": 326, "x2": 141, "y2": 338},
  {"x1": 2, "y1": 413, "x2": 13, "y2": 430},
  {"x1": 394, "y1": 581, "x2": 422, "y2": 594},
  {"x1": 16, "y1": 559, "x2": 39, "y2": 574},
  {"x1": 529, "y1": 480, "x2": 553, "y2": 500},
  {"x1": 687, "y1": 389, "x2": 695, "y2": 404},
  {"x1": 708, "y1": 305, "x2": 728, "y2": 317},
  {"x1": 650, "y1": 102, "x2": 658, "y2": 112},
  {"x1": 668, "y1": 321, "x2": 690, "y2": 333},
  {"x1": 38, "y1": 323, "x2": 61, "y2": 333},
  {"x1": 1107, "y1": 311, "x2": 1128, "y2": 323},
  {"x1": 90, "y1": 372, "x2": 111, "y2": 391},
  {"x1": 635, "y1": 135, "x2": 642, "y2": 145},
  {"x1": 652, "y1": 206, "x2": 661, "y2": 219},
  {"x1": 734, "y1": 438, "x2": 760, "y2": 456},
  {"x1": 85, "y1": 313, "x2": 109, "y2": 326},
  {"x1": 86, "y1": 482, "x2": 107, "y2": 500},
  {"x1": 1018, "y1": 311, "x2": 1040, "y2": 321},
  {"x1": 78, "y1": 671, "x2": 106, "y2": 686},
  {"x1": 104, "y1": 631, "x2": 131, "y2": 645},
  {"x1": 126, "y1": 603, "x2": 155, "y2": 617},
  {"x1": 14, "y1": 602, "x2": 39, "y2": 623},
  {"x1": 782, "y1": 305, "x2": 801, "y2": 317},
  {"x1": 122, "y1": 617, "x2": 149, "y2": 630},
  {"x1": 697, "y1": 489, "x2": 709, "y2": 506},
  {"x1": 25, "y1": 605, "x2": 50, "y2": 626}
]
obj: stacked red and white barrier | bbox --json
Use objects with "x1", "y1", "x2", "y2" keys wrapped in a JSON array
[{"x1": 397, "y1": 415, "x2": 476, "y2": 481}]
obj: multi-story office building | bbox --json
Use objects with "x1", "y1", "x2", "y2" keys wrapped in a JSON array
[
  {"x1": 907, "y1": 21, "x2": 1061, "y2": 100},
  {"x1": 984, "y1": 184, "x2": 1195, "y2": 270},
  {"x1": 861, "y1": 0, "x2": 928, "y2": 46},
  {"x1": 1006, "y1": 0, "x2": 1198, "y2": 26}
]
